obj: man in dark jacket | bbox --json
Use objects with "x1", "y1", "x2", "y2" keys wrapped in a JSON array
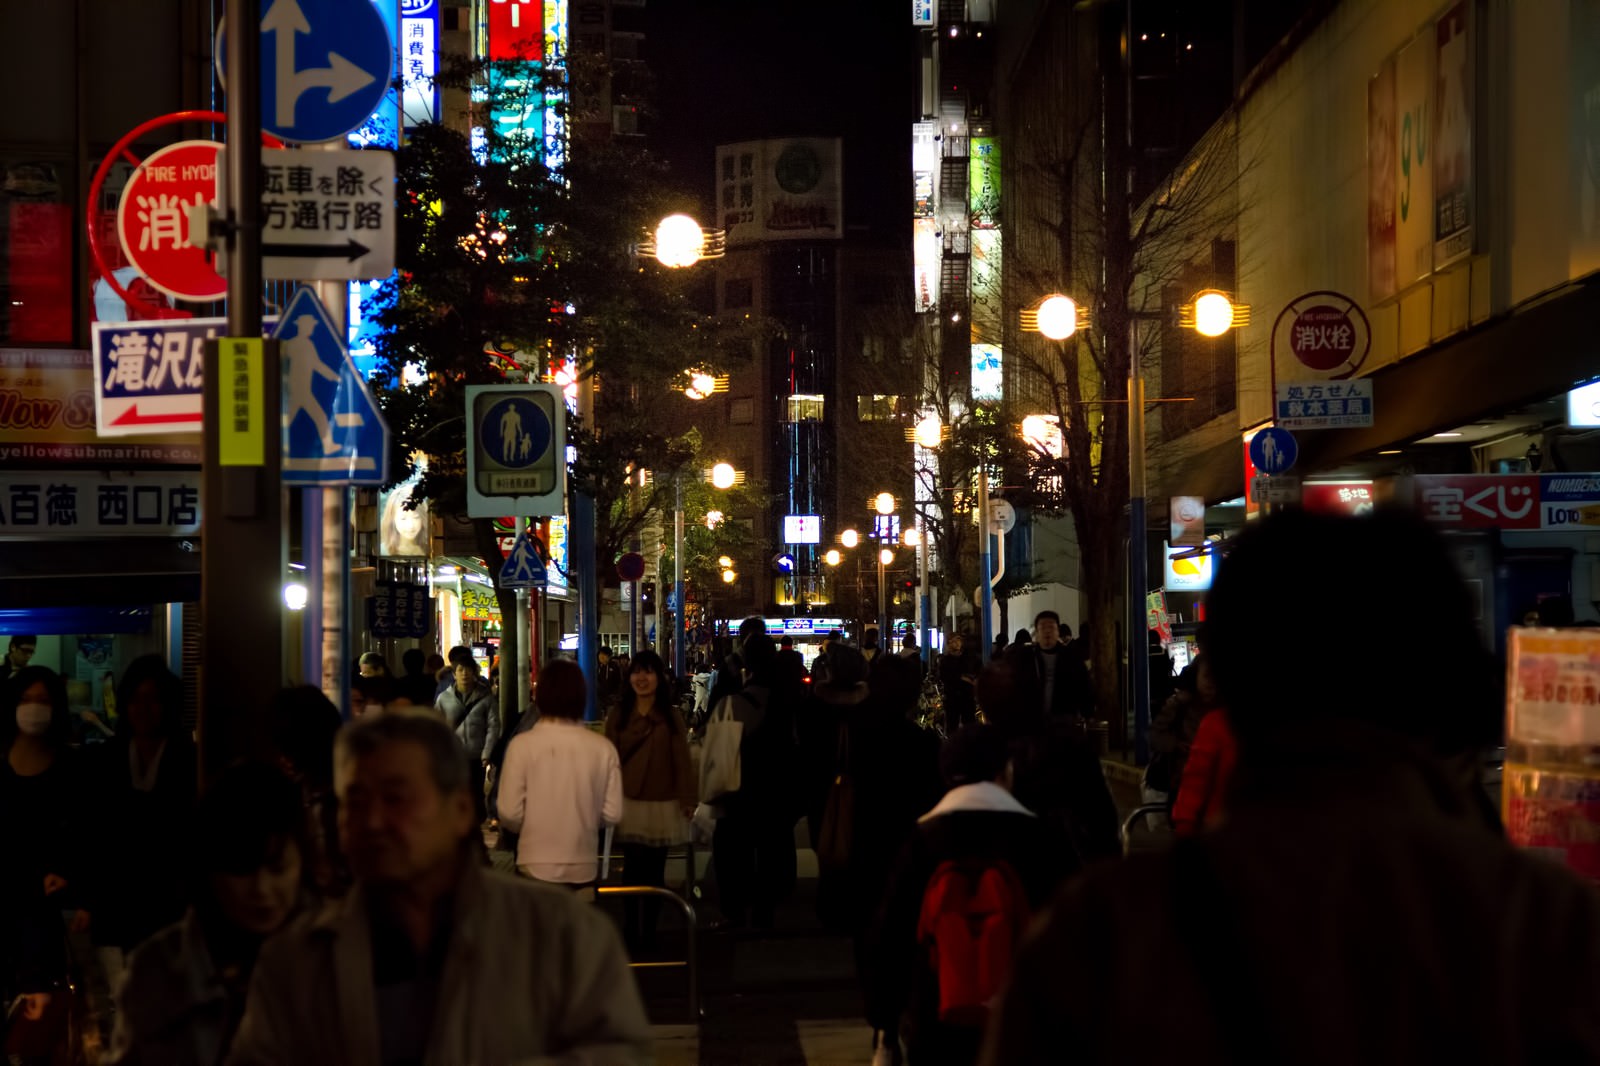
[
  {"x1": 937, "y1": 632, "x2": 980, "y2": 731},
  {"x1": 1004, "y1": 610, "x2": 1092, "y2": 723},
  {"x1": 868, "y1": 726, "x2": 1073, "y2": 1066},
  {"x1": 983, "y1": 510, "x2": 1600, "y2": 1065}
]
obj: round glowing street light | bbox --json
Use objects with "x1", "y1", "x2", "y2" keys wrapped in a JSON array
[
  {"x1": 653, "y1": 213, "x2": 706, "y2": 268},
  {"x1": 721, "y1": 569, "x2": 737, "y2": 584},
  {"x1": 878, "y1": 547, "x2": 895, "y2": 566},
  {"x1": 903, "y1": 528, "x2": 921, "y2": 547},
  {"x1": 839, "y1": 528, "x2": 859, "y2": 549},
  {"x1": 717, "y1": 555, "x2": 733, "y2": 569},
  {"x1": 1035, "y1": 294, "x2": 1079, "y2": 340},
  {"x1": 685, "y1": 371, "x2": 718, "y2": 400},
  {"x1": 914, "y1": 414, "x2": 943, "y2": 449},
  {"x1": 704, "y1": 509, "x2": 724, "y2": 530},
  {"x1": 1192, "y1": 290, "x2": 1236, "y2": 338},
  {"x1": 874, "y1": 492, "x2": 896, "y2": 516},
  {"x1": 824, "y1": 549, "x2": 842, "y2": 567},
  {"x1": 710, "y1": 463, "x2": 737, "y2": 490}
]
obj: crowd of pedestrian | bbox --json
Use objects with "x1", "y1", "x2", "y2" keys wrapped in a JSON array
[{"x1": 3, "y1": 509, "x2": 1599, "y2": 1064}]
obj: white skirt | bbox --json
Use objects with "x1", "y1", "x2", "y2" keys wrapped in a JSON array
[{"x1": 618, "y1": 798, "x2": 689, "y2": 847}]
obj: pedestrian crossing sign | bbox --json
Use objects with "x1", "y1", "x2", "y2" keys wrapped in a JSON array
[
  {"x1": 498, "y1": 529, "x2": 547, "y2": 589},
  {"x1": 275, "y1": 285, "x2": 389, "y2": 485}
]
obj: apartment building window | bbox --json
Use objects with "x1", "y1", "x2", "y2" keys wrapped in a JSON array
[
  {"x1": 786, "y1": 394, "x2": 825, "y2": 422},
  {"x1": 857, "y1": 394, "x2": 903, "y2": 421}
]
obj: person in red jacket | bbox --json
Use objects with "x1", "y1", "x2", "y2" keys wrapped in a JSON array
[{"x1": 1170, "y1": 671, "x2": 1237, "y2": 838}]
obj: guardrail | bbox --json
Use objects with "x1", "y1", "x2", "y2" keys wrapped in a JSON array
[
  {"x1": 596, "y1": 885, "x2": 700, "y2": 1024},
  {"x1": 1120, "y1": 804, "x2": 1172, "y2": 857}
]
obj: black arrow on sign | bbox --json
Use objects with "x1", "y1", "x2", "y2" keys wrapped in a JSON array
[{"x1": 263, "y1": 238, "x2": 371, "y2": 261}]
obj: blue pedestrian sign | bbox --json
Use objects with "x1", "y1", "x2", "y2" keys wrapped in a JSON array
[
  {"x1": 498, "y1": 530, "x2": 548, "y2": 590},
  {"x1": 466, "y1": 384, "x2": 567, "y2": 517},
  {"x1": 219, "y1": 0, "x2": 394, "y2": 143},
  {"x1": 1249, "y1": 426, "x2": 1299, "y2": 476},
  {"x1": 274, "y1": 285, "x2": 389, "y2": 485}
]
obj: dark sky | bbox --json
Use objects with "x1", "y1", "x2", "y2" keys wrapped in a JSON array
[{"x1": 641, "y1": 0, "x2": 916, "y2": 244}]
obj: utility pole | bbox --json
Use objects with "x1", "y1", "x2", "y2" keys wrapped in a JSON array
[{"x1": 202, "y1": 0, "x2": 283, "y2": 785}]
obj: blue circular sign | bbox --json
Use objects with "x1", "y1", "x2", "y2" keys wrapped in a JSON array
[
  {"x1": 1249, "y1": 426, "x2": 1299, "y2": 476},
  {"x1": 217, "y1": 0, "x2": 396, "y2": 143},
  {"x1": 482, "y1": 397, "x2": 551, "y2": 469}
]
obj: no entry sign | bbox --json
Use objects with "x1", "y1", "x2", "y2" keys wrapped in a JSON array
[{"x1": 116, "y1": 140, "x2": 225, "y2": 302}]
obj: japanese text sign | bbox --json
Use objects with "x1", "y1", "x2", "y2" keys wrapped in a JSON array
[
  {"x1": 0, "y1": 471, "x2": 201, "y2": 537},
  {"x1": 219, "y1": 338, "x2": 266, "y2": 467},
  {"x1": 1415, "y1": 474, "x2": 1540, "y2": 529},
  {"x1": 1275, "y1": 379, "x2": 1374, "y2": 430},
  {"x1": 219, "y1": 148, "x2": 395, "y2": 280},
  {"x1": 115, "y1": 140, "x2": 225, "y2": 303}
]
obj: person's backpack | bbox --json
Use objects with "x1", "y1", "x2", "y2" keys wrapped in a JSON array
[{"x1": 916, "y1": 858, "x2": 1031, "y2": 1026}]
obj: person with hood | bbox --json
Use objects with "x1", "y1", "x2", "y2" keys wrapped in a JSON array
[
  {"x1": 867, "y1": 726, "x2": 1075, "y2": 1066},
  {"x1": 982, "y1": 510, "x2": 1600, "y2": 1065}
]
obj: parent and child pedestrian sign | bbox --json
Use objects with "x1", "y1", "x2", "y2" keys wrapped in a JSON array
[{"x1": 465, "y1": 384, "x2": 566, "y2": 518}]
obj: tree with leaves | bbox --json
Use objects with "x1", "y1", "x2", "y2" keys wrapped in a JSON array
[{"x1": 368, "y1": 54, "x2": 753, "y2": 716}]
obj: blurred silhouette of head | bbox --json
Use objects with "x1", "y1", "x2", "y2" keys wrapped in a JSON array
[{"x1": 1205, "y1": 510, "x2": 1497, "y2": 759}]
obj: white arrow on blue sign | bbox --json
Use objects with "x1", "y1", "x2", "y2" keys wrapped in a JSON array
[
  {"x1": 498, "y1": 530, "x2": 548, "y2": 589},
  {"x1": 218, "y1": 0, "x2": 394, "y2": 144},
  {"x1": 275, "y1": 285, "x2": 389, "y2": 485},
  {"x1": 1249, "y1": 426, "x2": 1299, "y2": 476}
]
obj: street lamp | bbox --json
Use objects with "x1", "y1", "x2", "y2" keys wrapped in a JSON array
[
  {"x1": 874, "y1": 492, "x2": 896, "y2": 516},
  {"x1": 839, "y1": 528, "x2": 859, "y2": 549},
  {"x1": 638, "y1": 213, "x2": 728, "y2": 269},
  {"x1": 1025, "y1": 285, "x2": 1247, "y2": 760},
  {"x1": 877, "y1": 546, "x2": 895, "y2": 646},
  {"x1": 824, "y1": 548, "x2": 842, "y2": 567},
  {"x1": 672, "y1": 463, "x2": 738, "y2": 679}
]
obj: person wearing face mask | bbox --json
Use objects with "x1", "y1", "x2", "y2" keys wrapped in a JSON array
[
  {"x1": 88, "y1": 656, "x2": 197, "y2": 990},
  {"x1": 106, "y1": 762, "x2": 310, "y2": 1066},
  {"x1": 0, "y1": 666, "x2": 91, "y2": 1036}
]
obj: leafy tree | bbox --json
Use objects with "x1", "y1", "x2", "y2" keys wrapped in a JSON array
[{"x1": 369, "y1": 54, "x2": 753, "y2": 707}]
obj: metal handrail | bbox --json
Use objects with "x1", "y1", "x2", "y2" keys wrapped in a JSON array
[
  {"x1": 1120, "y1": 803, "x2": 1172, "y2": 858},
  {"x1": 595, "y1": 885, "x2": 700, "y2": 1024}
]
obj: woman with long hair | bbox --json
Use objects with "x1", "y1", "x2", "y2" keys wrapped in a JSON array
[
  {"x1": 0, "y1": 666, "x2": 91, "y2": 1048},
  {"x1": 604, "y1": 650, "x2": 694, "y2": 951}
]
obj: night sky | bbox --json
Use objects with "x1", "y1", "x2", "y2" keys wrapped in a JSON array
[{"x1": 642, "y1": 0, "x2": 916, "y2": 245}]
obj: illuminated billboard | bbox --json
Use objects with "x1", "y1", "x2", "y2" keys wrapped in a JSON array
[{"x1": 783, "y1": 514, "x2": 821, "y2": 544}]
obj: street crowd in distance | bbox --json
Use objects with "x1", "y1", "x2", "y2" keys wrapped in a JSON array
[{"x1": 2, "y1": 509, "x2": 1598, "y2": 1065}]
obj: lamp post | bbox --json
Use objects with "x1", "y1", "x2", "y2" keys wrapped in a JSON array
[
  {"x1": 1023, "y1": 289, "x2": 1244, "y2": 759},
  {"x1": 672, "y1": 463, "x2": 738, "y2": 679},
  {"x1": 877, "y1": 547, "x2": 895, "y2": 647}
]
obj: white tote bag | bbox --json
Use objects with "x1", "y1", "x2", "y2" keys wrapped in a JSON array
[{"x1": 698, "y1": 694, "x2": 744, "y2": 803}]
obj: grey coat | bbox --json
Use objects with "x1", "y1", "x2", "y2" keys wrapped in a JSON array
[
  {"x1": 226, "y1": 863, "x2": 652, "y2": 1066},
  {"x1": 105, "y1": 911, "x2": 234, "y2": 1066},
  {"x1": 436, "y1": 679, "x2": 500, "y2": 761}
]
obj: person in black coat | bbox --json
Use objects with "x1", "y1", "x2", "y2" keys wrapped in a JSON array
[
  {"x1": 91, "y1": 656, "x2": 197, "y2": 972},
  {"x1": 936, "y1": 633, "x2": 980, "y2": 732},
  {"x1": 814, "y1": 654, "x2": 943, "y2": 937},
  {"x1": 866, "y1": 726, "x2": 1076, "y2": 1066},
  {"x1": 975, "y1": 662, "x2": 1121, "y2": 864},
  {"x1": 1003, "y1": 610, "x2": 1093, "y2": 723}
]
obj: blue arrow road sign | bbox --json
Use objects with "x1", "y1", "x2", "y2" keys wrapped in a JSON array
[
  {"x1": 275, "y1": 286, "x2": 389, "y2": 485},
  {"x1": 220, "y1": 0, "x2": 394, "y2": 143},
  {"x1": 1249, "y1": 426, "x2": 1299, "y2": 476},
  {"x1": 499, "y1": 530, "x2": 548, "y2": 589}
]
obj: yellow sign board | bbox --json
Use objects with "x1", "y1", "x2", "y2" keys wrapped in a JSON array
[{"x1": 219, "y1": 338, "x2": 264, "y2": 467}]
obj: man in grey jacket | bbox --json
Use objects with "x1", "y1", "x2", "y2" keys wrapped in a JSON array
[{"x1": 227, "y1": 710, "x2": 652, "y2": 1066}]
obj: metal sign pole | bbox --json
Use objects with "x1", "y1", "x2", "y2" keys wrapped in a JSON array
[{"x1": 202, "y1": 0, "x2": 282, "y2": 786}]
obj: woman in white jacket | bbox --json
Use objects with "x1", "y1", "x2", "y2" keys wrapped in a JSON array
[{"x1": 498, "y1": 659, "x2": 623, "y2": 898}]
